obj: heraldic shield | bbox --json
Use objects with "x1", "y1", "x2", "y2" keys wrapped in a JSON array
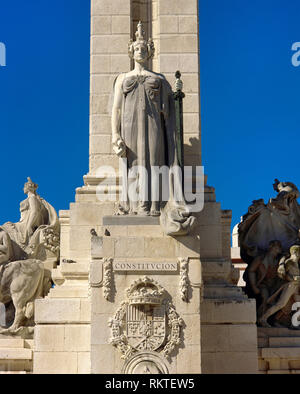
[
  {"x1": 126, "y1": 304, "x2": 166, "y2": 351},
  {"x1": 108, "y1": 277, "x2": 184, "y2": 360}
]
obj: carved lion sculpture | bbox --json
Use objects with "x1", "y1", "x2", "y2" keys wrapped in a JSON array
[
  {"x1": 0, "y1": 177, "x2": 59, "y2": 335},
  {"x1": 0, "y1": 259, "x2": 52, "y2": 334}
]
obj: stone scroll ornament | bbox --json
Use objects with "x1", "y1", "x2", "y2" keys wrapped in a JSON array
[
  {"x1": 239, "y1": 179, "x2": 300, "y2": 328},
  {"x1": 111, "y1": 21, "x2": 195, "y2": 236},
  {"x1": 108, "y1": 277, "x2": 183, "y2": 360},
  {"x1": 0, "y1": 178, "x2": 59, "y2": 335}
]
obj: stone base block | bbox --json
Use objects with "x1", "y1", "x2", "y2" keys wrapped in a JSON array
[
  {"x1": 0, "y1": 337, "x2": 33, "y2": 374},
  {"x1": 201, "y1": 350, "x2": 258, "y2": 374},
  {"x1": 33, "y1": 324, "x2": 91, "y2": 374},
  {"x1": 201, "y1": 298, "x2": 257, "y2": 325},
  {"x1": 35, "y1": 298, "x2": 90, "y2": 325},
  {"x1": 200, "y1": 297, "x2": 258, "y2": 373},
  {"x1": 33, "y1": 351, "x2": 90, "y2": 374},
  {"x1": 258, "y1": 327, "x2": 300, "y2": 374}
]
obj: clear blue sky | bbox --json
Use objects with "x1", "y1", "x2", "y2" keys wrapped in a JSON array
[{"x1": 0, "y1": 0, "x2": 300, "y2": 237}]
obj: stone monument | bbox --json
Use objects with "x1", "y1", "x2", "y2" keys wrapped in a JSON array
[
  {"x1": 240, "y1": 179, "x2": 300, "y2": 328},
  {"x1": 0, "y1": 177, "x2": 59, "y2": 373},
  {"x1": 30, "y1": 0, "x2": 258, "y2": 374},
  {"x1": 239, "y1": 179, "x2": 300, "y2": 374}
]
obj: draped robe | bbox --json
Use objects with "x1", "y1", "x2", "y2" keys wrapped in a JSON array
[{"x1": 118, "y1": 73, "x2": 195, "y2": 235}]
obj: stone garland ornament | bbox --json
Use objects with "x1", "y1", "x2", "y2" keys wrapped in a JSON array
[
  {"x1": 179, "y1": 258, "x2": 189, "y2": 302},
  {"x1": 108, "y1": 277, "x2": 183, "y2": 360},
  {"x1": 108, "y1": 302, "x2": 136, "y2": 361},
  {"x1": 103, "y1": 258, "x2": 113, "y2": 301},
  {"x1": 42, "y1": 227, "x2": 60, "y2": 255},
  {"x1": 162, "y1": 303, "x2": 184, "y2": 358}
]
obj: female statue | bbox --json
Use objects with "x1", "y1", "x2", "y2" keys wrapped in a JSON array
[
  {"x1": 111, "y1": 22, "x2": 195, "y2": 235},
  {"x1": 1, "y1": 177, "x2": 59, "y2": 261},
  {"x1": 0, "y1": 178, "x2": 57, "y2": 334}
]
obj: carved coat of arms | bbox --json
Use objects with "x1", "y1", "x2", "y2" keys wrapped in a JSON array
[
  {"x1": 108, "y1": 277, "x2": 183, "y2": 360},
  {"x1": 126, "y1": 304, "x2": 166, "y2": 351}
]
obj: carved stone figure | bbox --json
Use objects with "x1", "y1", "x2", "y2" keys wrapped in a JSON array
[
  {"x1": 239, "y1": 180, "x2": 300, "y2": 327},
  {"x1": 0, "y1": 259, "x2": 51, "y2": 334},
  {"x1": 239, "y1": 179, "x2": 300, "y2": 263},
  {"x1": 258, "y1": 245, "x2": 300, "y2": 327},
  {"x1": 111, "y1": 22, "x2": 195, "y2": 235},
  {"x1": 1, "y1": 177, "x2": 60, "y2": 262},
  {"x1": 244, "y1": 240, "x2": 285, "y2": 325},
  {"x1": 0, "y1": 178, "x2": 59, "y2": 334},
  {"x1": 0, "y1": 229, "x2": 12, "y2": 265}
]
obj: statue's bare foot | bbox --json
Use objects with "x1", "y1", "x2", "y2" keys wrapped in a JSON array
[
  {"x1": 150, "y1": 210, "x2": 160, "y2": 217},
  {"x1": 138, "y1": 206, "x2": 150, "y2": 216},
  {"x1": 150, "y1": 202, "x2": 160, "y2": 217},
  {"x1": 0, "y1": 327, "x2": 13, "y2": 335},
  {"x1": 138, "y1": 210, "x2": 150, "y2": 216},
  {"x1": 114, "y1": 204, "x2": 128, "y2": 216}
]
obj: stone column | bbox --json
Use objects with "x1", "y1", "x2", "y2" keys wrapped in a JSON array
[
  {"x1": 89, "y1": 0, "x2": 131, "y2": 175},
  {"x1": 131, "y1": 0, "x2": 152, "y2": 45},
  {"x1": 89, "y1": 0, "x2": 201, "y2": 173},
  {"x1": 152, "y1": 0, "x2": 201, "y2": 167}
]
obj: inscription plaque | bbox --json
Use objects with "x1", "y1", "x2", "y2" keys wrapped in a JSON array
[{"x1": 113, "y1": 262, "x2": 178, "y2": 272}]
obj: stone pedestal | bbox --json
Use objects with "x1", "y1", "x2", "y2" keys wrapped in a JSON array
[
  {"x1": 32, "y1": 171, "x2": 259, "y2": 374},
  {"x1": 201, "y1": 286, "x2": 258, "y2": 373},
  {"x1": 90, "y1": 215, "x2": 202, "y2": 374},
  {"x1": 33, "y1": 208, "x2": 92, "y2": 374},
  {"x1": 0, "y1": 336, "x2": 33, "y2": 374},
  {"x1": 31, "y1": 174, "x2": 259, "y2": 374},
  {"x1": 258, "y1": 328, "x2": 300, "y2": 374}
]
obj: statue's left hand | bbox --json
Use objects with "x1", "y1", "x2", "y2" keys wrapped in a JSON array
[{"x1": 112, "y1": 136, "x2": 126, "y2": 158}]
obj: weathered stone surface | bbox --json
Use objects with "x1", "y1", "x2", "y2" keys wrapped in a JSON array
[
  {"x1": 35, "y1": 299, "x2": 82, "y2": 324},
  {"x1": 202, "y1": 351, "x2": 258, "y2": 374},
  {"x1": 34, "y1": 352, "x2": 78, "y2": 374},
  {"x1": 103, "y1": 215, "x2": 160, "y2": 226}
]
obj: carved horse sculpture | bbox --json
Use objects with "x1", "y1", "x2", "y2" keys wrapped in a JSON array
[{"x1": 0, "y1": 258, "x2": 51, "y2": 333}]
